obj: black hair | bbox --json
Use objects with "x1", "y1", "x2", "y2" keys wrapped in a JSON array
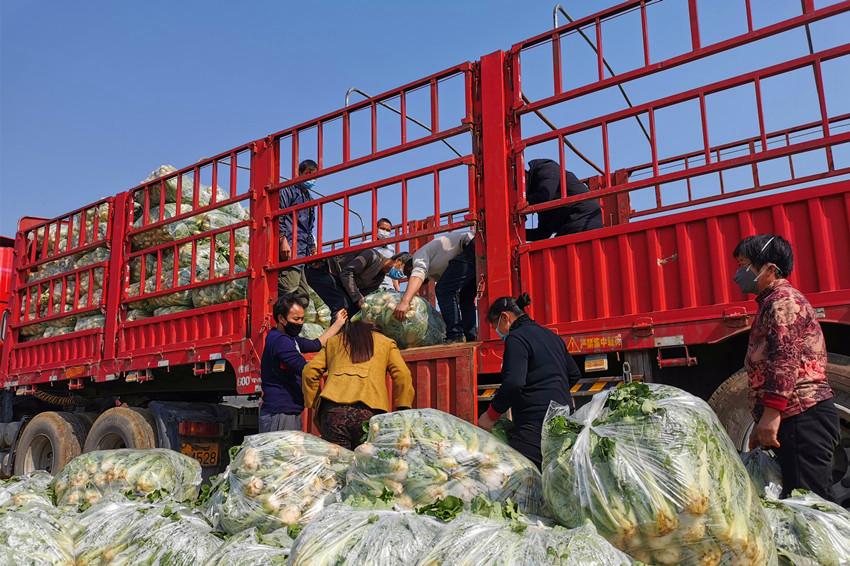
[
  {"x1": 273, "y1": 293, "x2": 306, "y2": 324},
  {"x1": 298, "y1": 159, "x2": 318, "y2": 175},
  {"x1": 377, "y1": 217, "x2": 393, "y2": 229},
  {"x1": 487, "y1": 293, "x2": 531, "y2": 323},
  {"x1": 732, "y1": 234, "x2": 793, "y2": 277},
  {"x1": 341, "y1": 320, "x2": 375, "y2": 364},
  {"x1": 391, "y1": 252, "x2": 412, "y2": 265}
]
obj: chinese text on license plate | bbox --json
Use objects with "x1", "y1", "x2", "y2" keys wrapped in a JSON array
[{"x1": 180, "y1": 442, "x2": 220, "y2": 467}]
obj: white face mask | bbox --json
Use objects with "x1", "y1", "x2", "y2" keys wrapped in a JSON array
[{"x1": 377, "y1": 229, "x2": 392, "y2": 240}]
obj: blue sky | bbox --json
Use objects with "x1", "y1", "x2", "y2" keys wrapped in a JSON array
[{"x1": 2, "y1": 0, "x2": 849, "y2": 239}]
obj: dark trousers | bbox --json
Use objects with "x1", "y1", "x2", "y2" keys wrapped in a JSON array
[
  {"x1": 775, "y1": 398, "x2": 840, "y2": 500},
  {"x1": 317, "y1": 400, "x2": 380, "y2": 451},
  {"x1": 435, "y1": 242, "x2": 477, "y2": 341},
  {"x1": 304, "y1": 266, "x2": 359, "y2": 319},
  {"x1": 509, "y1": 429, "x2": 543, "y2": 470}
]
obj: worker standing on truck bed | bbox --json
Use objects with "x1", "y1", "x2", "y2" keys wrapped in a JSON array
[
  {"x1": 477, "y1": 293, "x2": 580, "y2": 468},
  {"x1": 279, "y1": 159, "x2": 319, "y2": 304},
  {"x1": 734, "y1": 234, "x2": 839, "y2": 500},
  {"x1": 306, "y1": 250, "x2": 410, "y2": 319},
  {"x1": 259, "y1": 294, "x2": 347, "y2": 432},
  {"x1": 393, "y1": 231, "x2": 477, "y2": 343},
  {"x1": 302, "y1": 320, "x2": 414, "y2": 450},
  {"x1": 524, "y1": 158, "x2": 602, "y2": 241}
]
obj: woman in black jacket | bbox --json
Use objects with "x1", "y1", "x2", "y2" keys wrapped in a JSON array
[{"x1": 478, "y1": 293, "x2": 580, "y2": 468}]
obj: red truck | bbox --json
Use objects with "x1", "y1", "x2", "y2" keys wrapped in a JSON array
[{"x1": 1, "y1": 1, "x2": 848, "y2": 501}]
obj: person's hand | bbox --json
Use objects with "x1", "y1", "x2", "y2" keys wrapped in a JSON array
[
  {"x1": 478, "y1": 410, "x2": 497, "y2": 432},
  {"x1": 749, "y1": 407, "x2": 781, "y2": 450},
  {"x1": 280, "y1": 238, "x2": 292, "y2": 261},
  {"x1": 393, "y1": 299, "x2": 411, "y2": 322},
  {"x1": 332, "y1": 309, "x2": 348, "y2": 329}
]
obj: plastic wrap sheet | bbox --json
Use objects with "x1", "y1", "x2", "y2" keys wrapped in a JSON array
[
  {"x1": 762, "y1": 490, "x2": 850, "y2": 566},
  {"x1": 416, "y1": 513, "x2": 636, "y2": 566},
  {"x1": 204, "y1": 527, "x2": 292, "y2": 566},
  {"x1": 288, "y1": 503, "x2": 444, "y2": 566},
  {"x1": 70, "y1": 498, "x2": 221, "y2": 566},
  {"x1": 0, "y1": 472, "x2": 54, "y2": 511},
  {"x1": 355, "y1": 290, "x2": 445, "y2": 348},
  {"x1": 51, "y1": 449, "x2": 201, "y2": 509},
  {"x1": 203, "y1": 431, "x2": 354, "y2": 535},
  {"x1": 0, "y1": 506, "x2": 74, "y2": 566},
  {"x1": 541, "y1": 383, "x2": 777, "y2": 566},
  {"x1": 343, "y1": 409, "x2": 548, "y2": 516},
  {"x1": 741, "y1": 448, "x2": 783, "y2": 499}
]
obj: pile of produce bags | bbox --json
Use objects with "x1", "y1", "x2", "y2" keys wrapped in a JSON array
[
  {"x1": 52, "y1": 448, "x2": 202, "y2": 509},
  {"x1": 354, "y1": 289, "x2": 446, "y2": 348},
  {"x1": 203, "y1": 431, "x2": 353, "y2": 534},
  {"x1": 205, "y1": 528, "x2": 293, "y2": 566},
  {"x1": 762, "y1": 490, "x2": 850, "y2": 566},
  {"x1": 541, "y1": 382, "x2": 777, "y2": 566},
  {"x1": 344, "y1": 408, "x2": 549, "y2": 516}
]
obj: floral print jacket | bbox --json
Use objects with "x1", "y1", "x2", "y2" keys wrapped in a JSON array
[{"x1": 745, "y1": 279, "x2": 832, "y2": 420}]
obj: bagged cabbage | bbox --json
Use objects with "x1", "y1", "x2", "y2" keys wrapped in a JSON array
[
  {"x1": 305, "y1": 287, "x2": 332, "y2": 327},
  {"x1": 299, "y1": 322, "x2": 325, "y2": 340},
  {"x1": 71, "y1": 498, "x2": 221, "y2": 566},
  {"x1": 416, "y1": 513, "x2": 635, "y2": 566},
  {"x1": 204, "y1": 431, "x2": 354, "y2": 534},
  {"x1": 355, "y1": 290, "x2": 445, "y2": 348},
  {"x1": 0, "y1": 472, "x2": 54, "y2": 511},
  {"x1": 741, "y1": 448, "x2": 783, "y2": 499},
  {"x1": 74, "y1": 314, "x2": 104, "y2": 332},
  {"x1": 204, "y1": 527, "x2": 292, "y2": 566},
  {"x1": 191, "y1": 277, "x2": 248, "y2": 308},
  {"x1": 152, "y1": 305, "x2": 192, "y2": 317},
  {"x1": 52, "y1": 449, "x2": 202, "y2": 509},
  {"x1": 762, "y1": 490, "x2": 850, "y2": 566},
  {"x1": 344, "y1": 409, "x2": 548, "y2": 516},
  {"x1": 127, "y1": 268, "x2": 194, "y2": 310},
  {"x1": 0, "y1": 507, "x2": 74, "y2": 566},
  {"x1": 541, "y1": 382, "x2": 776, "y2": 566},
  {"x1": 289, "y1": 503, "x2": 444, "y2": 566},
  {"x1": 75, "y1": 247, "x2": 110, "y2": 268},
  {"x1": 125, "y1": 308, "x2": 152, "y2": 322},
  {"x1": 42, "y1": 326, "x2": 76, "y2": 339}
]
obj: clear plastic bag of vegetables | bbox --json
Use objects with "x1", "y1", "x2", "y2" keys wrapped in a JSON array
[
  {"x1": 762, "y1": 490, "x2": 850, "y2": 566},
  {"x1": 191, "y1": 277, "x2": 248, "y2": 308},
  {"x1": 343, "y1": 409, "x2": 549, "y2": 516},
  {"x1": 541, "y1": 382, "x2": 777, "y2": 566},
  {"x1": 203, "y1": 431, "x2": 354, "y2": 535},
  {"x1": 416, "y1": 512, "x2": 635, "y2": 566},
  {"x1": 354, "y1": 290, "x2": 445, "y2": 348},
  {"x1": 51, "y1": 448, "x2": 202, "y2": 509},
  {"x1": 0, "y1": 506, "x2": 74, "y2": 566},
  {"x1": 741, "y1": 448, "x2": 783, "y2": 499},
  {"x1": 74, "y1": 314, "x2": 104, "y2": 332},
  {"x1": 0, "y1": 471, "x2": 54, "y2": 511},
  {"x1": 288, "y1": 503, "x2": 444, "y2": 566},
  {"x1": 70, "y1": 497, "x2": 221, "y2": 566},
  {"x1": 299, "y1": 322, "x2": 326, "y2": 340},
  {"x1": 204, "y1": 527, "x2": 293, "y2": 566}
]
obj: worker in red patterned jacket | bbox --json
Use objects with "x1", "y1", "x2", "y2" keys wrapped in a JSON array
[{"x1": 734, "y1": 234, "x2": 839, "y2": 500}]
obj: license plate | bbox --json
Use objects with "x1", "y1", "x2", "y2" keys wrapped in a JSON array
[{"x1": 180, "y1": 442, "x2": 220, "y2": 467}]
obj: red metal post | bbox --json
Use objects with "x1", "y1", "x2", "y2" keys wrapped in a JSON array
[
  {"x1": 100, "y1": 194, "x2": 127, "y2": 378},
  {"x1": 249, "y1": 137, "x2": 277, "y2": 371}
]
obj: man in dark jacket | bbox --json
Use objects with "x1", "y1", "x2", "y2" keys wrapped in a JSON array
[
  {"x1": 279, "y1": 159, "x2": 318, "y2": 303},
  {"x1": 306, "y1": 250, "x2": 410, "y2": 319},
  {"x1": 524, "y1": 158, "x2": 602, "y2": 241}
]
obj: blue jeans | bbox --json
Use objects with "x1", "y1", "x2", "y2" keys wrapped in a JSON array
[{"x1": 435, "y1": 241, "x2": 477, "y2": 341}]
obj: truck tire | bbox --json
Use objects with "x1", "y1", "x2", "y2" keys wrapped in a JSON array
[
  {"x1": 83, "y1": 407, "x2": 158, "y2": 451},
  {"x1": 0, "y1": 423, "x2": 6, "y2": 449},
  {"x1": 13, "y1": 412, "x2": 84, "y2": 475},
  {"x1": 709, "y1": 353, "x2": 850, "y2": 505}
]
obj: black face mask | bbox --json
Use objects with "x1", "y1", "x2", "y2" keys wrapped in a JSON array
[{"x1": 284, "y1": 322, "x2": 303, "y2": 337}]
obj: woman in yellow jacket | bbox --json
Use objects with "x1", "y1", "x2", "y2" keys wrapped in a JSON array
[{"x1": 302, "y1": 321, "x2": 415, "y2": 449}]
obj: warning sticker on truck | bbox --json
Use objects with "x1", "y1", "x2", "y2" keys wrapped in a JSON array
[{"x1": 566, "y1": 333, "x2": 624, "y2": 353}]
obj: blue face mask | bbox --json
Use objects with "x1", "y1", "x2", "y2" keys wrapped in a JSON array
[
  {"x1": 388, "y1": 267, "x2": 405, "y2": 280},
  {"x1": 495, "y1": 314, "x2": 509, "y2": 341},
  {"x1": 302, "y1": 179, "x2": 316, "y2": 190}
]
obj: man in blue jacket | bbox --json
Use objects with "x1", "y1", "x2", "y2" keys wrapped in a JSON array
[
  {"x1": 279, "y1": 159, "x2": 319, "y2": 304},
  {"x1": 259, "y1": 294, "x2": 346, "y2": 432}
]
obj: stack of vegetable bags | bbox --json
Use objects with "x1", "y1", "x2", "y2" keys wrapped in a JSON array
[
  {"x1": 205, "y1": 527, "x2": 293, "y2": 566},
  {"x1": 344, "y1": 409, "x2": 549, "y2": 516},
  {"x1": 0, "y1": 505, "x2": 74, "y2": 566},
  {"x1": 541, "y1": 382, "x2": 777, "y2": 566},
  {"x1": 288, "y1": 503, "x2": 444, "y2": 565},
  {"x1": 0, "y1": 471, "x2": 54, "y2": 511},
  {"x1": 762, "y1": 490, "x2": 850, "y2": 566},
  {"x1": 203, "y1": 431, "x2": 354, "y2": 534},
  {"x1": 51, "y1": 449, "x2": 202, "y2": 509},
  {"x1": 354, "y1": 290, "x2": 445, "y2": 348},
  {"x1": 70, "y1": 497, "x2": 221, "y2": 565}
]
